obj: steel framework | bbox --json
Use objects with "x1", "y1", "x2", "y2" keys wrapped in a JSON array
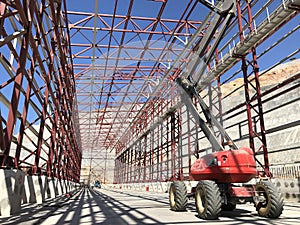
[
  {"x1": 109, "y1": 0, "x2": 300, "y2": 183},
  {"x1": 1, "y1": 0, "x2": 300, "y2": 185},
  {"x1": 0, "y1": 0, "x2": 81, "y2": 182}
]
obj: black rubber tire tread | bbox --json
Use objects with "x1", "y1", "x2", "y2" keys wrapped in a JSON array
[
  {"x1": 169, "y1": 181, "x2": 188, "y2": 211},
  {"x1": 195, "y1": 180, "x2": 222, "y2": 220},
  {"x1": 255, "y1": 180, "x2": 284, "y2": 218}
]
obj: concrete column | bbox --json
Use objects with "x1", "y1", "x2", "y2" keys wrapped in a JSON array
[
  {"x1": 71, "y1": 182, "x2": 77, "y2": 191},
  {"x1": 163, "y1": 182, "x2": 168, "y2": 193},
  {"x1": 68, "y1": 180, "x2": 72, "y2": 192},
  {"x1": 66, "y1": 180, "x2": 71, "y2": 192},
  {"x1": 0, "y1": 169, "x2": 25, "y2": 216},
  {"x1": 61, "y1": 180, "x2": 67, "y2": 194},
  {"x1": 47, "y1": 177, "x2": 58, "y2": 199},
  {"x1": 56, "y1": 179, "x2": 63, "y2": 196},
  {"x1": 23, "y1": 175, "x2": 47, "y2": 204},
  {"x1": 64, "y1": 180, "x2": 68, "y2": 193},
  {"x1": 68, "y1": 181, "x2": 72, "y2": 192}
]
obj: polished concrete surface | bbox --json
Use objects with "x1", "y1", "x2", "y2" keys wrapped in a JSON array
[{"x1": 1, "y1": 187, "x2": 299, "y2": 225}]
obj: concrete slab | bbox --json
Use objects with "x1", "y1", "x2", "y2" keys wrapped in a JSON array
[{"x1": 1, "y1": 187, "x2": 299, "y2": 224}]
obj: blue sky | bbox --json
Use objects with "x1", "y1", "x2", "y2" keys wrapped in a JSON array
[
  {"x1": 66, "y1": 0, "x2": 300, "y2": 70},
  {"x1": 1, "y1": 0, "x2": 299, "y2": 125}
]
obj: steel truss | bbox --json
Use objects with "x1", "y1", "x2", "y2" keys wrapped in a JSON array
[
  {"x1": 1, "y1": 0, "x2": 299, "y2": 185},
  {"x1": 113, "y1": 0, "x2": 300, "y2": 183},
  {"x1": 67, "y1": 0, "x2": 212, "y2": 183},
  {"x1": 0, "y1": 0, "x2": 81, "y2": 182}
]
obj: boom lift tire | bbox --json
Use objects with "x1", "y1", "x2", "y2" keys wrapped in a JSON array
[
  {"x1": 169, "y1": 181, "x2": 188, "y2": 211},
  {"x1": 255, "y1": 181, "x2": 284, "y2": 218},
  {"x1": 195, "y1": 180, "x2": 222, "y2": 220}
]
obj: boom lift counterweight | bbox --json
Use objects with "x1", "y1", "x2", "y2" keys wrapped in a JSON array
[{"x1": 168, "y1": 0, "x2": 284, "y2": 220}]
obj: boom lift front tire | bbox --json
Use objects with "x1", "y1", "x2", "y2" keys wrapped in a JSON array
[
  {"x1": 195, "y1": 180, "x2": 222, "y2": 220},
  {"x1": 255, "y1": 180, "x2": 284, "y2": 218},
  {"x1": 169, "y1": 181, "x2": 188, "y2": 211}
]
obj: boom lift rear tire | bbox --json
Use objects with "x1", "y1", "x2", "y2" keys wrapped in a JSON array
[
  {"x1": 255, "y1": 180, "x2": 284, "y2": 218},
  {"x1": 195, "y1": 180, "x2": 222, "y2": 220},
  {"x1": 169, "y1": 181, "x2": 188, "y2": 211}
]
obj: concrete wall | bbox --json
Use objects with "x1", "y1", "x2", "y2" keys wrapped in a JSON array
[
  {"x1": 0, "y1": 170, "x2": 80, "y2": 216},
  {"x1": 107, "y1": 60, "x2": 300, "y2": 202},
  {"x1": 0, "y1": 169, "x2": 25, "y2": 217},
  {"x1": 223, "y1": 73, "x2": 300, "y2": 202},
  {"x1": 176, "y1": 60, "x2": 300, "y2": 202}
]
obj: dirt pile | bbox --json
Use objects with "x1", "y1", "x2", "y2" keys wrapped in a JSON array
[{"x1": 221, "y1": 59, "x2": 300, "y2": 96}]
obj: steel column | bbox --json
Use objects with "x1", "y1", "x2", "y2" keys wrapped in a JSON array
[{"x1": 237, "y1": 0, "x2": 270, "y2": 176}]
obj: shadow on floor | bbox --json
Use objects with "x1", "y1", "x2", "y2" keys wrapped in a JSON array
[{"x1": 1, "y1": 187, "x2": 298, "y2": 225}]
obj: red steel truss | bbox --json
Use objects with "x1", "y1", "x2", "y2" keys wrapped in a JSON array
[
  {"x1": 1, "y1": 0, "x2": 300, "y2": 185},
  {"x1": 0, "y1": 0, "x2": 81, "y2": 182},
  {"x1": 67, "y1": 0, "x2": 210, "y2": 183},
  {"x1": 110, "y1": 0, "x2": 300, "y2": 183}
]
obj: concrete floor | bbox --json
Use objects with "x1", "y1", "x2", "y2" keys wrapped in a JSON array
[{"x1": 0, "y1": 187, "x2": 299, "y2": 225}]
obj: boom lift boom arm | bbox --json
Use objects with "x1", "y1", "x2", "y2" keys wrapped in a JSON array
[{"x1": 176, "y1": 0, "x2": 237, "y2": 152}]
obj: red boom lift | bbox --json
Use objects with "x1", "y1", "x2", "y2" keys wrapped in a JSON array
[{"x1": 168, "y1": 0, "x2": 284, "y2": 220}]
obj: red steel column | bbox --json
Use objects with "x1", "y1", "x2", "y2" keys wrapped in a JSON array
[
  {"x1": 143, "y1": 136, "x2": 147, "y2": 182},
  {"x1": 14, "y1": 59, "x2": 34, "y2": 169},
  {"x1": 237, "y1": 0, "x2": 270, "y2": 176},
  {"x1": 0, "y1": 2, "x2": 6, "y2": 41},
  {"x1": 1, "y1": 20, "x2": 30, "y2": 167},
  {"x1": 170, "y1": 113, "x2": 176, "y2": 179}
]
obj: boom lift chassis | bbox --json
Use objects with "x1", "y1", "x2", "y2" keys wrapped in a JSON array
[{"x1": 168, "y1": 0, "x2": 284, "y2": 220}]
